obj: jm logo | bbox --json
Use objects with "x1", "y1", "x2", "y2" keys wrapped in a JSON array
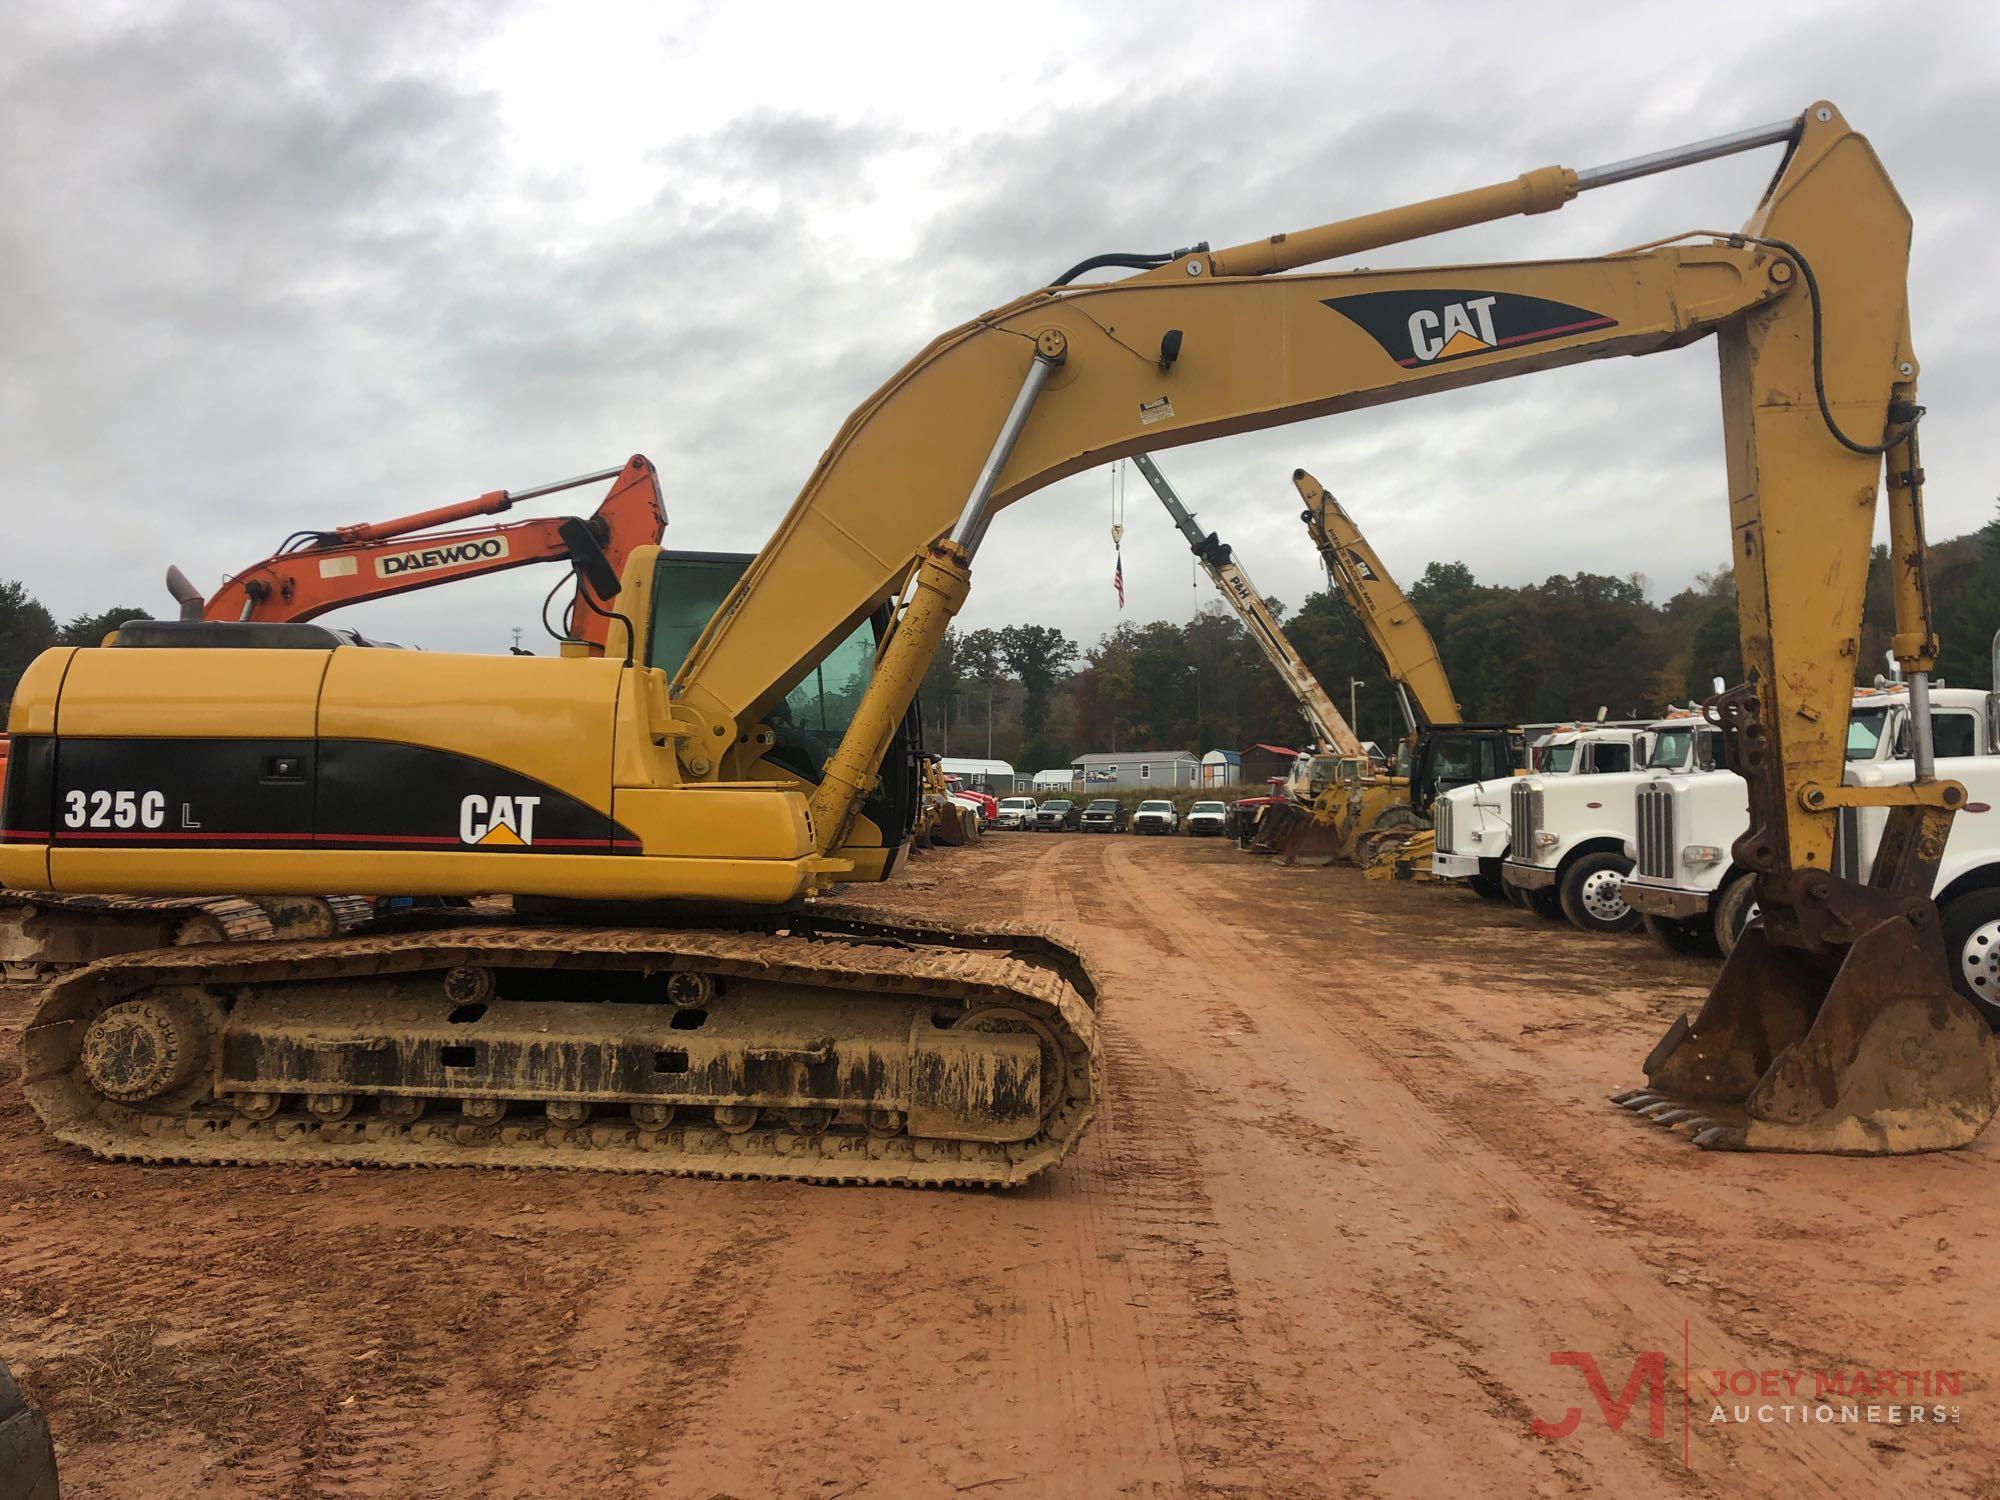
[{"x1": 1532, "y1": 1351, "x2": 1668, "y2": 1440}]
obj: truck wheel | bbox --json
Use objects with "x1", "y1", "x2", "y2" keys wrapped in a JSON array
[
  {"x1": 1467, "y1": 870, "x2": 1506, "y2": 902},
  {"x1": 1502, "y1": 879, "x2": 1533, "y2": 910},
  {"x1": 1940, "y1": 888, "x2": 2000, "y2": 1024},
  {"x1": 1642, "y1": 912, "x2": 1718, "y2": 957},
  {"x1": 1711, "y1": 873, "x2": 1759, "y2": 958},
  {"x1": 1558, "y1": 852, "x2": 1640, "y2": 934},
  {"x1": 1528, "y1": 885, "x2": 1567, "y2": 921}
]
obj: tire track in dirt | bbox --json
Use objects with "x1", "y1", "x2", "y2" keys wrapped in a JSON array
[{"x1": 1169, "y1": 845, "x2": 1976, "y2": 1497}]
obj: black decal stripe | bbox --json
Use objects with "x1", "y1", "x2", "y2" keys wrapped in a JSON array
[{"x1": 40, "y1": 738, "x2": 644, "y2": 855}]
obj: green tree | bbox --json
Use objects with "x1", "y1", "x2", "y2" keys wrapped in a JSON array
[
  {"x1": 997, "y1": 623, "x2": 1077, "y2": 740},
  {"x1": 959, "y1": 627, "x2": 1008, "y2": 759},
  {"x1": 0, "y1": 580, "x2": 58, "y2": 712},
  {"x1": 59, "y1": 606, "x2": 151, "y2": 647}
]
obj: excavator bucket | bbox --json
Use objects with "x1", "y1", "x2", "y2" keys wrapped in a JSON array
[{"x1": 1616, "y1": 904, "x2": 2000, "y2": 1153}]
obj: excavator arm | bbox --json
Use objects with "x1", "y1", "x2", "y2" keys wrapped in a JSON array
[
  {"x1": 666, "y1": 102, "x2": 1995, "y2": 1152},
  {"x1": 1129, "y1": 452, "x2": 1363, "y2": 760},
  {"x1": 172, "y1": 455, "x2": 664, "y2": 656},
  {"x1": 1292, "y1": 470, "x2": 1459, "y2": 731}
]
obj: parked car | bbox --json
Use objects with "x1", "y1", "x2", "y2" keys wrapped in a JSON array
[
  {"x1": 1133, "y1": 799, "x2": 1180, "y2": 835},
  {"x1": 1080, "y1": 798, "x2": 1130, "y2": 833},
  {"x1": 1186, "y1": 800, "x2": 1229, "y2": 837},
  {"x1": 994, "y1": 796, "x2": 1038, "y2": 830},
  {"x1": 1033, "y1": 798, "x2": 1081, "y2": 832}
]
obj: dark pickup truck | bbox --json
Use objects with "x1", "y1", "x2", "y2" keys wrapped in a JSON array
[
  {"x1": 1033, "y1": 798, "x2": 1081, "y2": 832},
  {"x1": 1079, "y1": 798, "x2": 1130, "y2": 833}
]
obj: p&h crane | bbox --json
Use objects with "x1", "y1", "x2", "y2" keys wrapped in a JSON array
[{"x1": 6, "y1": 103, "x2": 1995, "y2": 1180}]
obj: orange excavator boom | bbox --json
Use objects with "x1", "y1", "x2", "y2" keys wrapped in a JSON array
[{"x1": 164, "y1": 454, "x2": 665, "y2": 655}]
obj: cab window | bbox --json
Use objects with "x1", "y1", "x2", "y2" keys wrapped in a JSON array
[
  {"x1": 1585, "y1": 741, "x2": 1631, "y2": 774},
  {"x1": 1646, "y1": 729, "x2": 1695, "y2": 771},
  {"x1": 1846, "y1": 707, "x2": 1889, "y2": 760},
  {"x1": 1543, "y1": 743, "x2": 1577, "y2": 773},
  {"x1": 1893, "y1": 711, "x2": 1978, "y2": 760}
]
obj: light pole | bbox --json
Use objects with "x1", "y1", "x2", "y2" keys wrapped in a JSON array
[{"x1": 1349, "y1": 678, "x2": 1363, "y2": 738}]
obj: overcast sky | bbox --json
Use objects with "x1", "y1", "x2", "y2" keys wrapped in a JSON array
[{"x1": 4, "y1": 1, "x2": 1996, "y2": 658}]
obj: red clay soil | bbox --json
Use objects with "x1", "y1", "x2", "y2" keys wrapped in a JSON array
[{"x1": 2, "y1": 835, "x2": 1994, "y2": 1497}]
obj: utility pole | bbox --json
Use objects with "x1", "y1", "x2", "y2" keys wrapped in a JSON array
[{"x1": 1349, "y1": 678, "x2": 1363, "y2": 738}]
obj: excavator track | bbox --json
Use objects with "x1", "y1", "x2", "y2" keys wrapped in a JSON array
[
  {"x1": 0, "y1": 892, "x2": 373, "y2": 982},
  {"x1": 21, "y1": 917, "x2": 1100, "y2": 1189}
]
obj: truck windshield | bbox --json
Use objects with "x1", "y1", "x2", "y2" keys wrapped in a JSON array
[
  {"x1": 1647, "y1": 729, "x2": 1696, "y2": 770},
  {"x1": 1846, "y1": 707, "x2": 1889, "y2": 760},
  {"x1": 1543, "y1": 743, "x2": 1577, "y2": 773}
]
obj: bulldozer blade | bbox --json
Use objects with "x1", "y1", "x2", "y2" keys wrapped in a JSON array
[{"x1": 1621, "y1": 910, "x2": 2000, "y2": 1154}]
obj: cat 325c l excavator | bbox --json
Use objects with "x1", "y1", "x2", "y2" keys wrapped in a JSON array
[{"x1": 6, "y1": 102, "x2": 1996, "y2": 1186}]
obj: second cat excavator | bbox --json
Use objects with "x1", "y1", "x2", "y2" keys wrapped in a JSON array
[{"x1": 9, "y1": 102, "x2": 1997, "y2": 1178}]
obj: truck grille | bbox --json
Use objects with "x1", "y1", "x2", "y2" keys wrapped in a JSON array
[
  {"x1": 1434, "y1": 797, "x2": 1454, "y2": 853},
  {"x1": 1510, "y1": 780, "x2": 1542, "y2": 856},
  {"x1": 1636, "y1": 782, "x2": 1675, "y2": 880}
]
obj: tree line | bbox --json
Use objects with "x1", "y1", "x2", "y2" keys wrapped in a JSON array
[
  {"x1": 921, "y1": 505, "x2": 2000, "y2": 773},
  {"x1": 5, "y1": 505, "x2": 1994, "y2": 772}
]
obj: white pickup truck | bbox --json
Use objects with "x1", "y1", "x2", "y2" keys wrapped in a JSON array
[
  {"x1": 1500, "y1": 712, "x2": 1723, "y2": 933},
  {"x1": 1623, "y1": 684, "x2": 1996, "y2": 958},
  {"x1": 1431, "y1": 723, "x2": 1655, "y2": 904}
]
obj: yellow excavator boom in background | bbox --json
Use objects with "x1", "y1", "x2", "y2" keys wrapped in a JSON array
[
  {"x1": 1294, "y1": 470, "x2": 1457, "y2": 730},
  {"x1": 7, "y1": 101, "x2": 1995, "y2": 1174}
]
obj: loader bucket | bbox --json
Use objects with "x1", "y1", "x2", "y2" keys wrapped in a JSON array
[
  {"x1": 1280, "y1": 810, "x2": 1350, "y2": 868},
  {"x1": 1615, "y1": 903, "x2": 2000, "y2": 1154},
  {"x1": 1246, "y1": 804, "x2": 1303, "y2": 856}
]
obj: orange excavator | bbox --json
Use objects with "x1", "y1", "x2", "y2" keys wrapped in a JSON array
[{"x1": 0, "y1": 458, "x2": 664, "y2": 980}]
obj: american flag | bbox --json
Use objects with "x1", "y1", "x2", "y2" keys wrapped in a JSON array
[{"x1": 1114, "y1": 552, "x2": 1124, "y2": 609}]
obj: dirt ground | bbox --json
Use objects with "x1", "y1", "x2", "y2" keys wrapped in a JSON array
[{"x1": 3, "y1": 835, "x2": 1996, "y2": 1498}]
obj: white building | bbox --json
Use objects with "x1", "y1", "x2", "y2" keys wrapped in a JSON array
[{"x1": 940, "y1": 757, "x2": 1015, "y2": 793}]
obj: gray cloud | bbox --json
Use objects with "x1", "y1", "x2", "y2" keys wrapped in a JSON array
[{"x1": 1, "y1": 0, "x2": 1995, "y2": 668}]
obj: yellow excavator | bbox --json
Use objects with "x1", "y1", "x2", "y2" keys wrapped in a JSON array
[
  {"x1": 1287, "y1": 470, "x2": 1528, "y2": 875},
  {"x1": 7, "y1": 102, "x2": 1996, "y2": 1176}
]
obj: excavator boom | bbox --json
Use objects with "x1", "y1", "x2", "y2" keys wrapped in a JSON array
[
  {"x1": 1292, "y1": 470, "x2": 1457, "y2": 729},
  {"x1": 175, "y1": 456, "x2": 664, "y2": 655}
]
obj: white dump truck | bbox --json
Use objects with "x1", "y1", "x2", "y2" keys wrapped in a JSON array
[
  {"x1": 1623, "y1": 682, "x2": 1997, "y2": 956},
  {"x1": 1500, "y1": 709, "x2": 1725, "y2": 933},
  {"x1": 1430, "y1": 722, "x2": 1655, "y2": 904}
]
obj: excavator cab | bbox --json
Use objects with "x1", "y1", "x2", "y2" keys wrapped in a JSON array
[{"x1": 640, "y1": 549, "x2": 920, "y2": 861}]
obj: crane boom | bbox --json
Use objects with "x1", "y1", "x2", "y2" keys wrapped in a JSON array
[
  {"x1": 1129, "y1": 453, "x2": 1362, "y2": 758},
  {"x1": 1292, "y1": 470, "x2": 1459, "y2": 729}
]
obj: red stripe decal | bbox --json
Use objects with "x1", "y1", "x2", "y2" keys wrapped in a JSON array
[
  {"x1": 49, "y1": 829, "x2": 634, "y2": 850},
  {"x1": 0, "y1": 829, "x2": 49, "y2": 841}
]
